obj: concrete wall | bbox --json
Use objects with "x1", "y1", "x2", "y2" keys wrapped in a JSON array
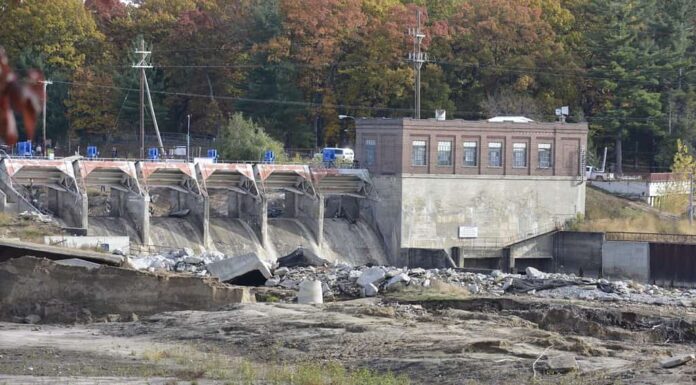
[
  {"x1": 399, "y1": 175, "x2": 584, "y2": 252},
  {"x1": 367, "y1": 176, "x2": 403, "y2": 265},
  {"x1": 44, "y1": 236, "x2": 130, "y2": 254},
  {"x1": 0, "y1": 256, "x2": 252, "y2": 323},
  {"x1": 111, "y1": 189, "x2": 149, "y2": 244},
  {"x1": 553, "y1": 232, "x2": 604, "y2": 277},
  {"x1": 602, "y1": 241, "x2": 649, "y2": 281},
  {"x1": 47, "y1": 188, "x2": 88, "y2": 229}
]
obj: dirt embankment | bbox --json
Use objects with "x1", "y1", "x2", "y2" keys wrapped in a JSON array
[{"x1": 0, "y1": 256, "x2": 253, "y2": 323}]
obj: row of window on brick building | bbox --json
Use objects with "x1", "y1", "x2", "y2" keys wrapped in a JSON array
[{"x1": 363, "y1": 139, "x2": 553, "y2": 169}]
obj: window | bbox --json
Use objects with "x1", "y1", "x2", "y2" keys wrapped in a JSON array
[
  {"x1": 437, "y1": 141, "x2": 452, "y2": 166},
  {"x1": 488, "y1": 142, "x2": 502, "y2": 167},
  {"x1": 365, "y1": 139, "x2": 376, "y2": 166},
  {"x1": 538, "y1": 143, "x2": 552, "y2": 169},
  {"x1": 412, "y1": 140, "x2": 427, "y2": 166},
  {"x1": 463, "y1": 141, "x2": 477, "y2": 167},
  {"x1": 513, "y1": 143, "x2": 527, "y2": 168}
]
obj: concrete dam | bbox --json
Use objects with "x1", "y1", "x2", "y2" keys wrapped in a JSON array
[{"x1": 0, "y1": 157, "x2": 387, "y2": 265}]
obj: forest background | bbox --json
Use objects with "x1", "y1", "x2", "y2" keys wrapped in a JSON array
[{"x1": 1, "y1": 0, "x2": 695, "y2": 171}]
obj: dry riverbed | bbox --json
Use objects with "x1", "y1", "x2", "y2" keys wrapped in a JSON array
[{"x1": 2, "y1": 294, "x2": 696, "y2": 385}]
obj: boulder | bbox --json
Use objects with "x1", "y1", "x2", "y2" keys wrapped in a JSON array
[
  {"x1": 277, "y1": 248, "x2": 329, "y2": 268},
  {"x1": 385, "y1": 273, "x2": 411, "y2": 289},
  {"x1": 206, "y1": 253, "x2": 272, "y2": 286},
  {"x1": 660, "y1": 354, "x2": 695, "y2": 369},
  {"x1": 356, "y1": 267, "x2": 386, "y2": 288},
  {"x1": 525, "y1": 267, "x2": 546, "y2": 279},
  {"x1": 540, "y1": 355, "x2": 578, "y2": 374},
  {"x1": 274, "y1": 267, "x2": 290, "y2": 277},
  {"x1": 363, "y1": 283, "x2": 378, "y2": 297}
]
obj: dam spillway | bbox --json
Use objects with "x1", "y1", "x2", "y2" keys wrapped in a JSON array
[{"x1": 0, "y1": 157, "x2": 387, "y2": 265}]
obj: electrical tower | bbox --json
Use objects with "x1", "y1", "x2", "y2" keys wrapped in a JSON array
[
  {"x1": 132, "y1": 38, "x2": 164, "y2": 158},
  {"x1": 408, "y1": 10, "x2": 428, "y2": 119}
]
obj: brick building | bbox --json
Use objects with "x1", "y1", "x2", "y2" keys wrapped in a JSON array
[{"x1": 355, "y1": 118, "x2": 588, "y2": 267}]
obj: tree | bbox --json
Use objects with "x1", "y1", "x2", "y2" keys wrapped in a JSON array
[
  {"x1": 65, "y1": 68, "x2": 118, "y2": 139},
  {"x1": 218, "y1": 113, "x2": 286, "y2": 161}
]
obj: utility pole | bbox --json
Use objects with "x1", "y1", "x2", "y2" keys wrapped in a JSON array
[
  {"x1": 132, "y1": 38, "x2": 164, "y2": 158},
  {"x1": 408, "y1": 10, "x2": 427, "y2": 119},
  {"x1": 133, "y1": 38, "x2": 151, "y2": 159},
  {"x1": 40, "y1": 79, "x2": 52, "y2": 154},
  {"x1": 187, "y1": 114, "x2": 191, "y2": 163},
  {"x1": 690, "y1": 173, "x2": 694, "y2": 224}
]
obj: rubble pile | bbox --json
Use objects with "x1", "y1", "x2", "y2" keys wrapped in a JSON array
[{"x1": 125, "y1": 248, "x2": 696, "y2": 306}]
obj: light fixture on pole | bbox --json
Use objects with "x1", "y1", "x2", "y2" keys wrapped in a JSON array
[{"x1": 40, "y1": 79, "x2": 52, "y2": 153}]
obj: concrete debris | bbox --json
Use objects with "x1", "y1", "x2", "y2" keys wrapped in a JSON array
[
  {"x1": 356, "y1": 266, "x2": 386, "y2": 287},
  {"x1": 385, "y1": 273, "x2": 411, "y2": 289},
  {"x1": 19, "y1": 210, "x2": 52, "y2": 223},
  {"x1": 660, "y1": 354, "x2": 695, "y2": 369},
  {"x1": 122, "y1": 249, "x2": 696, "y2": 306},
  {"x1": 297, "y1": 280, "x2": 323, "y2": 304},
  {"x1": 277, "y1": 247, "x2": 330, "y2": 268},
  {"x1": 525, "y1": 266, "x2": 546, "y2": 279},
  {"x1": 206, "y1": 253, "x2": 272, "y2": 286},
  {"x1": 363, "y1": 283, "x2": 379, "y2": 297},
  {"x1": 540, "y1": 355, "x2": 579, "y2": 373}
]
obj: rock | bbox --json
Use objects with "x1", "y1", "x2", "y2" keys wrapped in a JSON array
[
  {"x1": 277, "y1": 248, "x2": 329, "y2": 268},
  {"x1": 200, "y1": 251, "x2": 226, "y2": 264},
  {"x1": 467, "y1": 284, "x2": 480, "y2": 294},
  {"x1": 265, "y1": 278, "x2": 281, "y2": 287},
  {"x1": 660, "y1": 354, "x2": 695, "y2": 369},
  {"x1": 130, "y1": 313, "x2": 139, "y2": 322},
  {"x1": 525, "y1": 267, "x2": 546, "y2": 279},
  {"x1": 385, "y1": 269, "x2": 403, "y2": 278},
  {"x1": 491, "y1": 270, "x2": 504, "y2": 278},
  {"x1": 274, "y1": 267, "x2": 290, "y2": 277},
  {"x1": 106, "y1": 314, "x2": 121, "y2": 322},
  {"x1": 356, "y1": 267, "x2": 386, "y2": 287},
  {"x1": 112, "y1": 248, "x2": 126, "y2": 256},
  {"x1": 24, "y1": 314, "x2": 41, "y2": 324},
  {"x1": 502, "y1": 278, "x2": 513, "y2": 291},
  {"x1": 363, "y1": 283, "x2": 378, "y2": 297},
  {"x1": 206, "y1": 253, "x2": 272, "y2": 286},
  {"x1": 348, "y1": 270, "x2": 362, "y2": 280},
  {"x1": 422, "y1": 279, "x2": 431, "y2": 288},
  {"x1": 168, "y1": 208, "x2": 190, "y2": 218},
  {"x1": 183, "y1": 256, "x2": 203, "y2": 265},
  {"x1": 541, "y1": 355, "x2": 578, "y2": 373},
  {"x1": 279, "y1": 279, "x2": 299, "y2": 289},
  {"x1": 410, "y1": 268, "x2": 426, "y2": 275},
  {"x1": 385, "y1": 273, "x2": 411, "y2": 289}
]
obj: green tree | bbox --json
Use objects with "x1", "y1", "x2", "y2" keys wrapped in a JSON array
[{"x1": 218, "y1": 113, "x2": 286, "y2": 161}]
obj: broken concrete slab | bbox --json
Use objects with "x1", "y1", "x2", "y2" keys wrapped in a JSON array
[
  {"x1": 277, "y1": 248, "x2": 330, "y2": 268},
  {"x1": 356, "y1": 267, "x2": 385, "y2": 288},
  {"x1": 0, "y1": 256, "x2": 253, "y2": 323},
  {"x1": 206, "y1": 253, "x2": 272, "y2": 286},
  {"x1": 385, "y1": 273, "x2": 410, "y2": 289},
  {"x1": 54, "y1": 258, "x2": 101, "y2": 270},
  {"x1": 540, "y1": 355, "x2": 579, "y2": 374},
  {"x1": 298, "y1": 280, "x2": 323, "y2": 304},
  {"x1": 525, "y1": 266, "x2": 546, "y2": 279},
  {"x1": 363, "y1": 283, "x2": 378, "y2": 297},
  {"x1": 661, "y1": 354, "x2": 695, "y2": 369}
]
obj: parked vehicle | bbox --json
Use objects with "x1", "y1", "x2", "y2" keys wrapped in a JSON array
[
  {"x1": 321, "y1": 147, "x2": 354, "y2": 162},
  {"x1": 586, "y1": 165, "x2": 615, "y2": 181}
]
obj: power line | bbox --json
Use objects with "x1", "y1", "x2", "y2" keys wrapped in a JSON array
[{"x1": 52, "y1": 78, "x2": 674, "y2": 123}]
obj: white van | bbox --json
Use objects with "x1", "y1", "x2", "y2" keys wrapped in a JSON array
[{"x1": 322, "y1": 147, "x2": 354, "y2": 162}]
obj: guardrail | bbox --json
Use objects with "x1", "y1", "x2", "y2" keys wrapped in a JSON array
[{"x1": 605, "y1": 231, "x2": 696, "y2": 245}]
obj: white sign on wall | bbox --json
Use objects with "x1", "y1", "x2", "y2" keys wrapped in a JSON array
[{"x1": 458, "y1": 226, "x2": 478, "y2": 239}]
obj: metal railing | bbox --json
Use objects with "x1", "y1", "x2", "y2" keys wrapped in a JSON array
[{"x1": 605, "y1": 231, "x2": 696, "y2": 245}]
